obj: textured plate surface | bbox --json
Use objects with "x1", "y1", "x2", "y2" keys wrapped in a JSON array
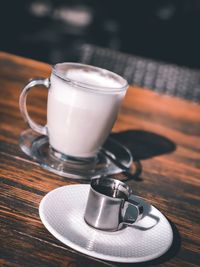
[{"x1": 39, "y1": 185, "x2": 173, "y2": 263}]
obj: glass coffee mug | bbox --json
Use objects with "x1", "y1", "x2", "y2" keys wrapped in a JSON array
[{"x1": 19, "y1": 63, "x2": 128, "y2": 177}]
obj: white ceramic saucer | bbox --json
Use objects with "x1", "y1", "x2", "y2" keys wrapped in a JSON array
[{"x1": 39, "y1": 184, "x2": 173, "y2": 263}]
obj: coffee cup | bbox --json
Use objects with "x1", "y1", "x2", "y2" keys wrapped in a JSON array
[
  {"x1": 19, "y1": 63, "x2": 128, "y2": 166},
  {"x1": 84, "y1": 177, "x2": 143, "y2": 231}
]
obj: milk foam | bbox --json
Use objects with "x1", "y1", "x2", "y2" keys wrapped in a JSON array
[{"x1": 64, "y1": 69, "x2": 122, "y2": 88}]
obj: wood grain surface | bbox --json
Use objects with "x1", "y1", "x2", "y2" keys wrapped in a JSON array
[{"x1": 0, "y1": 52, "x2": 199, "y2": 267}]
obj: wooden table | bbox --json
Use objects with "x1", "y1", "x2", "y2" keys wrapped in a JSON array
[{"x1": 0, "y1": 52, "x2": 199, "y2": 267}]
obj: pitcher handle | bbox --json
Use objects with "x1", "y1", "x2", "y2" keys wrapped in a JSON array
[{"x1": 122, "y1": 198, "x2": 143, "y2": 226}]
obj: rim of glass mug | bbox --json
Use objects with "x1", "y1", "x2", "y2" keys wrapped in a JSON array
[{"x1": 52, "y1": 62, "x2": 128, "y2": 93}]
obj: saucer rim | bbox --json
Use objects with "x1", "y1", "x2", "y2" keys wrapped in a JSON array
[{"x1": 39, "y1": 184, "x2": 173, "y2": 263}]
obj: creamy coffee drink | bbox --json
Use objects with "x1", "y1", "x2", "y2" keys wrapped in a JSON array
[{"x1": 47, "y1": 68, "x2": 126, "y2": 158}]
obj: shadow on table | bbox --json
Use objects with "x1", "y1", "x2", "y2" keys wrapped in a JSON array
[
  {"x1": 111, "y1": 130, "x2": 176, "y2": 160},
  {"x1": 115, "y1": 219, "x2": 181, "y2": 267},
  {"x1": 110, "y1": 130, "x2": 176, "y2": 181}
]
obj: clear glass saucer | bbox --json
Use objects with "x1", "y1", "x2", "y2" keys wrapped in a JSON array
[{"x1": 19, "y1": 129, "x2": 134, "y2": 180}]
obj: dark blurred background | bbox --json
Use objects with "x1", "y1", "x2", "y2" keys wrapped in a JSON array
[{"x1": 0, "y1": 0, "x2": 200, "y2": 68}]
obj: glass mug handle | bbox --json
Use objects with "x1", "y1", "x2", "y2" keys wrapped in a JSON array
[
  {"x1": 122, "y1": 199, "x2": 143, "y2": 226},
  {"x1": 19, "y1": 78, "x2": 50, "y2": 135}
]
